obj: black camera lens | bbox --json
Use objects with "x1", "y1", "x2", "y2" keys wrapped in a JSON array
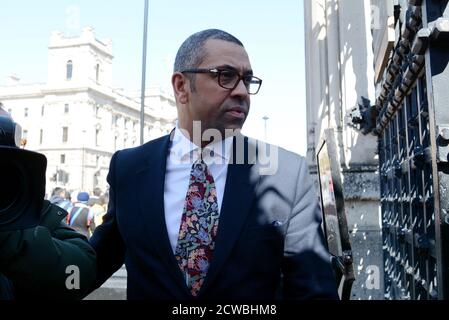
[
  {"x1": 0, "y1": 161, "x2": 25, "y2": 213},
  {"x1": 0, "y1": 116, "x2": 46, "y2": 230}
]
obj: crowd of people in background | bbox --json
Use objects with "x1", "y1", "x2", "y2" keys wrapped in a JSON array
[{"x1": 48, "y1": 187, "x2": 108, "y2": 239}]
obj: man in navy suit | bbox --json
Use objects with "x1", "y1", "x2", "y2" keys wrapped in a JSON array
[{"x1": 89, "y1": 29, "x2": 338, "y2": 300}]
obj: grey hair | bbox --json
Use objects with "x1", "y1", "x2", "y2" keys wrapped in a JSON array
[{"x1": 174, "y1": 29, "x2": 244, "y2": 90}]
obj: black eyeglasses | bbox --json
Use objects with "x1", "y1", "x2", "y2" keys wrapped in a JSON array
[{"x1": 180, "y1": 68, "x2": 263, "y2": 95}]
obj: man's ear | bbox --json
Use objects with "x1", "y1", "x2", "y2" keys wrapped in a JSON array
[{"x1": 172, "y1": 72, "x2": 189, "y2": 104}]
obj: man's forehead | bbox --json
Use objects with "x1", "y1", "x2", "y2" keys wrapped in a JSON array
[{"x1": 202, "y1": 39, "x2": 251, "y2": 70}]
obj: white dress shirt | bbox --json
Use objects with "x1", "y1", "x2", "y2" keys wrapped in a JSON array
[{"x1": 164, "y1": 127, "x2": 233, "y2": 253}]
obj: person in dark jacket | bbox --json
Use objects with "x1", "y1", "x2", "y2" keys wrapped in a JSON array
[
  {"x1": 89, "y1": 29, "x2": 338, "y2": 300},
  {"x1": 0, "y1": 200, "x2": 97, "y2": 300},
  {"x1": 0, "y1": 111, "x2": 96, "y2": 300}
]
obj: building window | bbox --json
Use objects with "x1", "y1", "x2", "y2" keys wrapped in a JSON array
[
  {"x1": 60, "y1": 154, "x2": 66, "y2": 164},
  {"x1": 62, "y1": 127, "x2": 68, "y2": 142},
  {"x1": 66, "y1": 60, "x2": 73, "y2": 80},
  {"x1": 64, "y1": 104, "x2": 69, "y2": 113},
  {"x1": 24, "y1": 108, "x2": 28, "y2": 117},
  {"x1": 96, "y1": 63, "x2": 100, "y2": 83},
  {"x1": 39, "y1": 129, "x2": 43, "y2": 145},
  {"x1": 95, "y1": 128, "x2": 100, "y2": 146},
  {"x1": 96, "y1": 155, "x2": 100, "y2": 167},
  {"x1": 62, "y1": 172, "x2": 69, "y2": 184},
  {"x1": 113, "y1": 115, "x2": 119, "y2": 126},
  {"x1": 41, "y1": 105, "x2": 45, "y2": 116}
]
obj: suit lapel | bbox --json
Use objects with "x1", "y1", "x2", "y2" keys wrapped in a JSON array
[
  {"x1": 136, "y1": 134, "x2": 191, "y2": 298},
  {"x1": 199, "y1": 136, "x2": 260, "y2": 295}
]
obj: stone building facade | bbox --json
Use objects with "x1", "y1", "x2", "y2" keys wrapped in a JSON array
[
  {"x1": 304, "y1": 0, "x2": 387, "y2": 299},
  {"x1": 0, "y1": 27, "x2": 177, "y2": 196}
]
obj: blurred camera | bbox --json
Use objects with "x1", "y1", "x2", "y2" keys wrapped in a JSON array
[{"x1": 0, "y1": 115, "x2": 46, "y2": 231}]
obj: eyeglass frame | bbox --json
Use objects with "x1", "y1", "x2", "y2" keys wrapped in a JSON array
[{"x1": 180, "y1": 68, "x2": 263, "y2": 95}]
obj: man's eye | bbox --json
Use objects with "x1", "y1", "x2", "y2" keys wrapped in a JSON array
[
  {"x1": 220, "y1": 71, "x2": 236, "y2": 79},
  {"x1": 218, "y1": 70, "x2": 237, "y2": 86}
]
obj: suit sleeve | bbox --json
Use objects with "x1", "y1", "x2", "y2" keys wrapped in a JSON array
[
  {"x1": 282, "y1": 157, "x2": 339, "y2": 300},
  {"x1": 89, "y1": 151, "x2": 126, "y2": 290}
]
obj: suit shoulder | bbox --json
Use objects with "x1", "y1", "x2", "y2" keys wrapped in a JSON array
[
  {"x1": 273, "y1": 145, "x2": 307, "y2": 176},
  {"x1": 247, "y1": 137, "x2": 307, "y2": 178},
  {"x1": 275, "y1": 145, "x2": 305, "y2": 163},
  {"x1": 250, "y1": 137, "x2": 305, "y2": 164}
]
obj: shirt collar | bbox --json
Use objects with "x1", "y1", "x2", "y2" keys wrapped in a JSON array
[{"x1": 169, "y1": 125, "x2": 233, "y2": 163}]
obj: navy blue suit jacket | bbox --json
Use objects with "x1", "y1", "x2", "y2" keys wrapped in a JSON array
[{"x1": 89, "y1": 134, "x2": 338, "y2": 300}]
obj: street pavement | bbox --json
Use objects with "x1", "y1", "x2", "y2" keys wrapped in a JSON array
[{"x1": 84, "y1": 265, "x2": 127, "y2": 300}]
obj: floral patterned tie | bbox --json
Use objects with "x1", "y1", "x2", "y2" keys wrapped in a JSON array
[{"x1": 174, "y1": 158, "x2": 220, "y2": 296}]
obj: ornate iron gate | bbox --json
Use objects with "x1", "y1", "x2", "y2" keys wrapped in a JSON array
[{"x1": 353, "y1": 0, "x2": 449, "y2": 299}]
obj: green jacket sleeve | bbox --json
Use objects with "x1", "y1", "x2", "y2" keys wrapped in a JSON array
[{"x1": 0, "y1": 201, "x2": 96, "y2": 300}]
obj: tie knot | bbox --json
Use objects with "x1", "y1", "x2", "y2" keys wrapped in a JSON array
[
  {"x1": 194, "y1": 156, "x2": 205, "y2": 166},
  {"x1": 191, "y1": 160, "x2": 207, "y2": 181}
]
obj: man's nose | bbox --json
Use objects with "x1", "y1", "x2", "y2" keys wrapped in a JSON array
[{"x1": 230, "y1": 78, "x2": 249, "y2": 97}]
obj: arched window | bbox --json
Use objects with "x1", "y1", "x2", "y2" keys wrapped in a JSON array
[
  {"x1": 66, "y1": 60, "x2": 73, "y2": 80},
  {"x1": 95, "y1": 63, "x2": 100, "y2": 83}
]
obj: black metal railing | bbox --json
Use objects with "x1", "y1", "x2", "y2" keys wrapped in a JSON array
[
  {"x1": 379, "y1": 71, "x2": 438, "y2": 299},
  {"x1": 352, "y1": 0, "x2": 449, "y2": 299}
]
